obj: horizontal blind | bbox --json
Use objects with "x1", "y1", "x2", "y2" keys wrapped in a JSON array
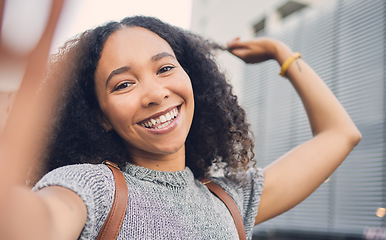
[{"x1": 241, "y1": 0, "x2": 385, "y2": 236}]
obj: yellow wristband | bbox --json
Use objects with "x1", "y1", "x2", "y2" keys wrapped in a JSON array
[{"x1": 279, "y1": 52, "x2": 302, "y2": 77}]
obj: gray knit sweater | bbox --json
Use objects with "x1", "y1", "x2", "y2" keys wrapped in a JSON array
[{"x1": 33, "y1": 163, "x2": 264, "y2": 239}]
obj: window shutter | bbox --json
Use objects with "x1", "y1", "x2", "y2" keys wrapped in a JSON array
[{"x1": 242, "y1": 0, "x2": 386, "y2": 236}]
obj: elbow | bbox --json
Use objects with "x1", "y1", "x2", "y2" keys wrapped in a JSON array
[
  {"x1": 347, "y1": 127, "x2": 362, "y2": 147},
  {"x1": 328, "y1": 125, "x2": 362, "y2": 149}
]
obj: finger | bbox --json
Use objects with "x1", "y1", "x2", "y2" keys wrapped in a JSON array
[{"x1": 226, "y1": 37, "x2": 243, "y2": 48}]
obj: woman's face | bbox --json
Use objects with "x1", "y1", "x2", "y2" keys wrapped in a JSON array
[{"x1": 94, "y1": 26, "x2": 194, "y2": 162}]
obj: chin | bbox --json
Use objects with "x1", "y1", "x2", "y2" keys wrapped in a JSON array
[{"x1": 155, "y1": 143, "x2": 185, "y2": 155}]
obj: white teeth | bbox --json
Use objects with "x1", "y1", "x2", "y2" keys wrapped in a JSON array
[
  {"x1": 160, "y1": 115, "x2": 167, "y2": 123},
  {"x1": 140, "y1": 107, "x2": 179, "y2": 129},
  {"x1": 156, "y1": 121, "x2": 171, "y2": 129},
  {"x1": 166, "y1": 113, "x2": 171, "y2": 121}
]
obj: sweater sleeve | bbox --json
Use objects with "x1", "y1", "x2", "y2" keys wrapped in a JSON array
[
  {"x1": 210, "y1": 167, "x2": 264, "y2": 239},
  {"x1": 32, "y1": 164, "x2": 115, "y2": 240}
]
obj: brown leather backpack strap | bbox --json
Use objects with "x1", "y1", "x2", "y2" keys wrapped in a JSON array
[
  {"x1": 201, "y1": 177, "x2": 246, "y2": 240},
  {"x1": 96, "y1": 161, "x2": 128, "y2": 240}
]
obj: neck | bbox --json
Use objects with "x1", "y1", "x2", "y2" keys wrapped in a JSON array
[{"x1": 128, "y1": 146, "x2": 186, "y2": 172}]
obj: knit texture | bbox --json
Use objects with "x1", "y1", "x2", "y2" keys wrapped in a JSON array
[{"x1": 33, "y1": 163, "x2": 264, "y2": 240}]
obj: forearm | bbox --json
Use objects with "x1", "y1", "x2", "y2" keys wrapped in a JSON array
[{"x1": 273, "y1": 42, "x2": 361, "y2": 143}]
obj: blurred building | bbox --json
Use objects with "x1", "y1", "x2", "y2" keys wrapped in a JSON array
[{"x1": 191, "y1": 0, "x2": 386, "y2": 239}]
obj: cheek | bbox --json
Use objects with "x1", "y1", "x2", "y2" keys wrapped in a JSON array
[
  {"x1": 100, "y1": 97, "x2": 137, "y2": 128},
  {"x1": 177, "y1": 73, "x2": 195, "y2": 123},
  {"x1": 174, "y1": 71, "x2": 194, "y2": 101}
]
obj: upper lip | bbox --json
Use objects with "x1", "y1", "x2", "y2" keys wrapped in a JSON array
[{"x1": 138, "y1": 105, "x2": 180, "y2": 124}]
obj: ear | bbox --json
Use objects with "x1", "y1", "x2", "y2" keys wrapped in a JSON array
[{"x1": 97, "y1": 111, "x2": 113, "y2": 132}]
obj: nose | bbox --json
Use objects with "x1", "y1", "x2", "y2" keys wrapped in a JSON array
[{"x1": 141, "y1": 77, "x2": 170, "y2": 107}]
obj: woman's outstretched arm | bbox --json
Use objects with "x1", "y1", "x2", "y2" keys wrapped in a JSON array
[
  {"x1": 0, "y1": 185, "x2": 87, "y2": 240},
  {"x1": 227, "y1": 38, "x2": 361, "y2": 224}
]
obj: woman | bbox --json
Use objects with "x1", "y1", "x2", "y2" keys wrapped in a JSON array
[{"x1": 2, "y1": 16, "x2": 361, "y2": 239}]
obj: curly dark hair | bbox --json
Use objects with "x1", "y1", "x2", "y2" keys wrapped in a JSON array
[{"x1": 44, "y1": 16, "x2": 255, "y2": 179}]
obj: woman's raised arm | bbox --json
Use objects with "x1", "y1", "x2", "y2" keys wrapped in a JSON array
[{"x1": 227, "y1": 38, "x2": 361, "y2": 224}]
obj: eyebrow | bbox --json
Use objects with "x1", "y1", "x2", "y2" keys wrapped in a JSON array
[
  {"x1": 105, "y1": 52, "x2": 176, "y2": 87},
  {"x1": 105, "y1": 66, "x2": 130, "y2": 87},
  {"x1": 151, "y1": 52, "x2": 176, "y2": 62}
]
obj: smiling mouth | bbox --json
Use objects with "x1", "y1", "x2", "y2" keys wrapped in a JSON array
[{"x1": 139, "y1": 106, "x2": 179, "y2": 129}]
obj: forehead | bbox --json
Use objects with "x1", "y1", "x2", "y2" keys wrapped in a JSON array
[{"x1": 101, "y1": 26, "x2": 174, "y2": 62}]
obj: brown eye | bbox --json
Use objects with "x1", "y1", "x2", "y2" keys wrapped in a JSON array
[
  {"x1": 113, "y1": 82, "x2": 132, "y2": 91},
  {"x1": 157, "y1": 66, "x2": 175, "y2": 74}
]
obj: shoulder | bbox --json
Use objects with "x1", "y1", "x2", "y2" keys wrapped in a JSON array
[
  {"x1": 210, "y1": 167, "x2": 264, "y2": 235},
  {"x1": 211, "y1": 167, "x2": 264, "y2": 200},
  {"x1": 34, "y1": 163, "x2": 114, "y2": 193},
  {"x1": 33, "y1": 163, "x2": 115, "y2": 239}
]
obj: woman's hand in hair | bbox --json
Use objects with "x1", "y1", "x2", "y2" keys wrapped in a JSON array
[{"x1": 226, "y1": 37, "x2": 291, "y2": 64}]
